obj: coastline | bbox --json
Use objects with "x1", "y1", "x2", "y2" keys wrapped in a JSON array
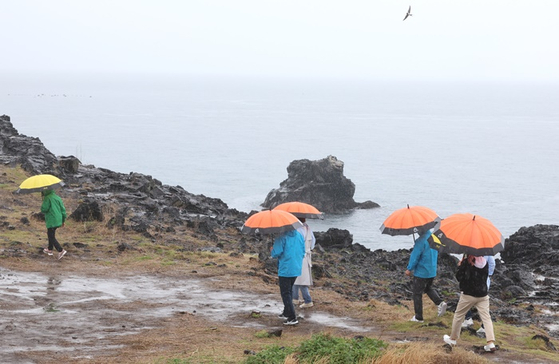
[{"x1": 1, "y1": 114, "x2": 558, "y2": 362}]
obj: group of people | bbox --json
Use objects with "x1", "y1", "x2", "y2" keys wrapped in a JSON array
[
  {"x1": 270, "y1": 217, "x2": 316, "y2": 326},
  {"x1": 406, "y1": 229, "x2": 497, "y2": 352},
  {"x1": 39, "y1": 189, "x2": 497, "y2": 350}
]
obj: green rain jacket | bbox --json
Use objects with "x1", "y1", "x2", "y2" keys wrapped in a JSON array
[{"x1": 41, "y1": 190, "x2": 67, "y2": 228}]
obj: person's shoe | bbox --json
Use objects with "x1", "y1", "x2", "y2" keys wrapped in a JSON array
[
  {"x1": 278, "y1": 313, "x2": 287, "y2": 319},
  {"x1": 461, "y1": 318, "x2": 474, "y2": 328},
  {"x1": 300, "y1": 302, "x2": 314, "y2": 308},
  {"x1": 409, "y1": 316, "x2": 424, "y2": 323},
  {"x1": 443, "y1": 335, "x2": 456, "y2": 346},
  {"x1": 484, "y1": 342, "x2": 496, "y2": 352},
  {"x1": 283, "y1": 318, "x2": 299, "y2": 326},
  {"x1": 57, "y1": 250, "x2": 67, "y2": 260},
  {"x1": 437, "y1": 301, "x2": 448, "y2": 317},
  {"x1": 43, "y1": 248, "x2": 53, "y2": 256}
]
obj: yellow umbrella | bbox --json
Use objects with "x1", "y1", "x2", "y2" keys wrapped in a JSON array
[{"x1": 16, "y1": 174, "x2": 64, "y2": 194}]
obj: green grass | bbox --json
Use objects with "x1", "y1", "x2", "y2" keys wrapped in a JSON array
[
  {"x1": 245, "y1": 344, "x2": 294, "y2": 364},
  {"x1": 245, "y1": 333, "x2": 387, "y2": 364}
]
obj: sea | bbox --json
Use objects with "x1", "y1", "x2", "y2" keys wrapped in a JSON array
[{"x1": 1, "y1": 72, "x2": 558, "y2": 251}]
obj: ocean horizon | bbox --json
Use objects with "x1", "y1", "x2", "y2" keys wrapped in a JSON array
[{"x1": 2, "y1": 72, "x2": 558, "y2": 251}]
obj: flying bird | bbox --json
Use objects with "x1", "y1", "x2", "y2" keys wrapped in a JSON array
[{"x1": 403, "y1": 6, "x2": 412, "y2": 21}]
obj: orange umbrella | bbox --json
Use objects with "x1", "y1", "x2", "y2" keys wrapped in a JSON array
[
  {"x1": 273, "y1": 201, "x2": 323, "y2": 219},
  {"x1": 380, "y1": 205, "x2": 441, "y2": 236},
  {"x1": 241, "y1": 209, "x2": 304, "y2": 235},
  {"x1": 429, "y1": 213, "x2": 504, "y2": 256}
]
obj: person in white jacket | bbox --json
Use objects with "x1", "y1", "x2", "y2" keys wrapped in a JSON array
[{"x1": 292, "y1": 218, "x2": 316, "y2": 308}]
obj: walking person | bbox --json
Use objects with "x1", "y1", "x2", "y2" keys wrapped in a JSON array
[
  {"x1": 405, "y1": 229, "x2": 447, "y2": 322},
  {"x1": 41, "y1": 189, "x2": 67, "y2": 260},
  {"x1": 271, "y1": 229, "x2": 305, "y2": 325},
  {"x1": 444, "y1": 255, "x2": 498, "y2": 352},
  {"x1": 462, "y1": 255, "x2": 496, "y2": 330},
  {"x1": 292, "y1": 217, "x2": 316, "y2": 308}
]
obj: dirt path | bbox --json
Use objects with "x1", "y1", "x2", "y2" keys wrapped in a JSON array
[
  {"x1": 1, "y1": 259, "x2": 556, "y2": 364},
  {"x1": 0, "y1": 266, "x2": 377, "y2": 363}
]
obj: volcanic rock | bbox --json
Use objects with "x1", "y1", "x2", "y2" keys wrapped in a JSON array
[{"x1": 261, "y1": 155, "x2": 379, "y2": 214}]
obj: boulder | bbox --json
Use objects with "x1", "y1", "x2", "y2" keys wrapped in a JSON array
[
  {"x1": 261, "y1": 155, "x2": 379, "y2": 213},
  {"x1": 315, "y1": 228, "x2": 353, "y2": 249},
  {"x1": 69, "y1": 199, "x2": 104, "y2": 222}
]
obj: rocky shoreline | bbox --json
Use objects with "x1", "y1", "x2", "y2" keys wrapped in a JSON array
[{"x1": 1, "y1": 114, "x2": 558, "y2": 339}]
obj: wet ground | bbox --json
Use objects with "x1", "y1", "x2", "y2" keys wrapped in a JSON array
[{"x1": 0, "y1": 267, "x2": 373, "y2": 363}]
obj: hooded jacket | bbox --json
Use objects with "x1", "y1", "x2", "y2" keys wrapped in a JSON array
[
  {"x1": 41, "y1": 190, "x2": 67, "y2": 228},
  {"x1": 406, "y1": 229, "x2": 438, "y2": 279},
  {"x1": 271, "y1": 230, "x2": 305, "y2": 278}
]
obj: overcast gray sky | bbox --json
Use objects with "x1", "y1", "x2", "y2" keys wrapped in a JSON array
[{"x1": 2, "y1": 0, "x2": 559, "y2": 82}]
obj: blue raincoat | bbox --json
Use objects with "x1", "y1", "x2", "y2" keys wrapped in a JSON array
[
  {"x1": 406, "y1": 229, "x2": 438, "y2": 278},
  {"x1": 271, "y1": 230, "x2": 305, "y2": 277}
]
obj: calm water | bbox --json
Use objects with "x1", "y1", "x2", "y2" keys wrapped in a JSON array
[{"x1": 1, "y1": 72, "x2": 558, "y2": 251}]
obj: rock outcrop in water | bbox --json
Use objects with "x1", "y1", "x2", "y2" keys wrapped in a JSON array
[{"x1": 261, "y1": 155, "x2": 379, "y2": 213}]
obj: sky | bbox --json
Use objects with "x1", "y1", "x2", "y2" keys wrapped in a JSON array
[{"x1": 2, "y1": 0, "x2": 559, "y2": 82}]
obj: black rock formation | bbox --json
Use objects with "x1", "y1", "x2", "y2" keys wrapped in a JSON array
[
  {"x1": 0, "y1": 115, "x2": 250, "y2": 249},
  {"x1": 0, "y1": 115, "x2": 60, "y2": 176},
  {"x1": 261, "y1": 155, "x2": 379, "y2": 213}
]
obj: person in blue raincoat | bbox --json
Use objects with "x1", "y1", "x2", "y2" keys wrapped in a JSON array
[
  {"x1": 405, "y1": 229, "x2": 447, "y2": 322},
  {"x1": 271, "y1": 229, "x2": 305, "y2": 326}
]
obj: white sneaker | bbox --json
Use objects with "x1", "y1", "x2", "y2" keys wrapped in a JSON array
[
  {"x1": 484, "y1": 342, "x2": 496, "y2": 352},
  {"x1": 437, "y1": 301, "x2": 448, "y2": 317},
  {"x1": 299, "y1": 302, "x2": 314, "y2": 308},
  {"x1": 283, "y1": 318, "x2": 298, "y2": 326},
  {"x1": 443, "y1": 334, "x2": 456, "y2": 346},
  {"x1": 57, "y1": 250, "x2": 67, "y2": 260},
  {"x1": 461, "y1": 318, "x2": 474, "y2": 328},
  {"x1": 409, "y1": 316, "x2": 424, "y2": 323}
]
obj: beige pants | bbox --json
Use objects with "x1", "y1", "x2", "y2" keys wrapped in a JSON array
[{"x1": 450, "y1": 293, "x2": 495, "y2": 342}]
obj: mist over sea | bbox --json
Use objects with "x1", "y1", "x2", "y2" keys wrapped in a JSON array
[{"x1": 2, "y1": 72, "x2": 558, "y2": 251}]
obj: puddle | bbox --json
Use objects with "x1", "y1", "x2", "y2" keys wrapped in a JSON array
[{"x1": 0, "y1": 267, "x2": 372, "y2": 361}]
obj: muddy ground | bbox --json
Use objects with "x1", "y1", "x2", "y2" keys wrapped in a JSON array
[
  {"x1": 1, "y1": 252, "x2": 557, "y2": 364},
  {"x1": 1, "y1": 254, "x2": 381, "y2": 364}
]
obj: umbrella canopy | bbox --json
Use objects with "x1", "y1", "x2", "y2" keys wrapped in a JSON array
[
  {"x1": 273, "y1": 201, "x2": 323, "y2": 219},
  {"x1": 380, "y1": 205, "x2": 441, "y2": 236},
  {"x1": 241, "y1": 209, "x2": 304, "y2": 235},
  {"x1": 429, "y1": 213, "x2": 504, "y2": 256},
  {"x1": 16, "y1": 174, "x2": 65, "y2": 194}
]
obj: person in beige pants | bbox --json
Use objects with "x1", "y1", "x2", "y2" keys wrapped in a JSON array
[{"x1": 443, "y1": 255, "x2": 497, "y2": 352}]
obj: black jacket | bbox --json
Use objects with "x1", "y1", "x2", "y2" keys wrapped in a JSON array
[{"x1": 455, "y1": 259, "x2": 489, "y2": 298}]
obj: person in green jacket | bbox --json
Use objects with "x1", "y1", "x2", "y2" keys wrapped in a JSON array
[{"x1": 41, "y1": 189, "x2": 67, "y2": 260}]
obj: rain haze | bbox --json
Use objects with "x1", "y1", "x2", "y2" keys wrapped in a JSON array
[{"x1": 2, "y1": 0, "x2": 559, "y2": 82}]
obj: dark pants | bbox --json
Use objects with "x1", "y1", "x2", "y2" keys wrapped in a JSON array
[
  {"x1": 412, "y1": 276, "x2": 442, "y2": 321},
  {"x1": 47, "y1": 227, "x2": 63, "y2": 252},
  {"x1": 279, "y1": 276, "x2": 297, "y2": 320}
]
